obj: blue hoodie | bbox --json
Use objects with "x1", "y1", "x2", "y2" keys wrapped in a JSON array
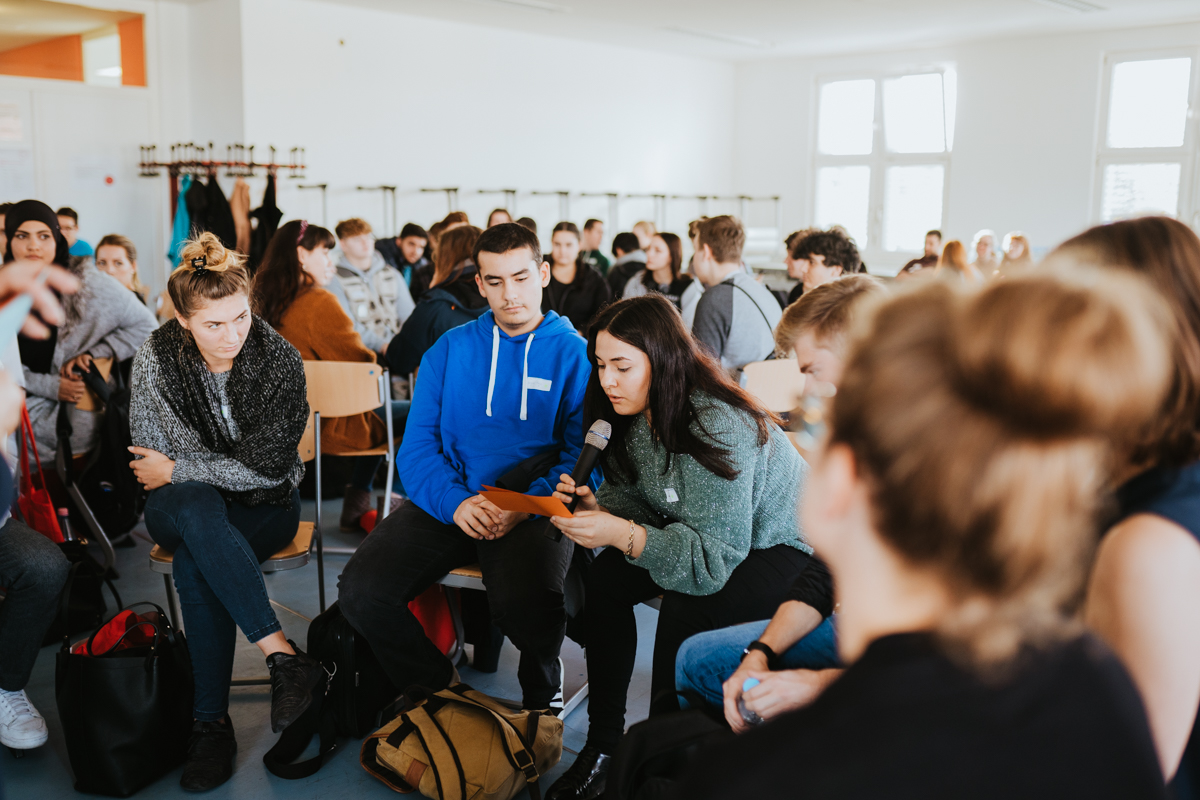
[{"x1": 398, "y1": 309, "x2": 593, "y2": 525}]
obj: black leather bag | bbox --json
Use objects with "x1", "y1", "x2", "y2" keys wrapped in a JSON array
[
  {"x1": 605, "y1": 708, "x2": 732, "y2": 800},
  {"x1": 55, "y1": 594, "x2": 194, "y2": 797},
  {"x1": 263, "y1": 601, "x2": 400, "y2": 779}
]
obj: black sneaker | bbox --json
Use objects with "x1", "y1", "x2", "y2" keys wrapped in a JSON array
[
  {"x1": 265, "y1": 642, "x2": 324, "y2": 733},
  {"x1": 180, "y1": 717, "x2": 236, "y2": 792},
  {"x1": 545, "y1": 745, "x2": 611, "y2": 800}
]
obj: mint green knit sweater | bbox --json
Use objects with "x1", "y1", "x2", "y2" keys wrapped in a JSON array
[{"x1": 596, "y1": 393, "x2": 809, "y2": 597}]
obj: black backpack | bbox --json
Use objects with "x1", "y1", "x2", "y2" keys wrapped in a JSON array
[
  {"x1": 605, "y1": 707, "x2": 732, "y2": 800},
  {"x1": 263, "y1": 601, "x2": 402, "y2": 778},
  {"x1": 74, "y1": 360, "x2": 145, "y2": 536}
]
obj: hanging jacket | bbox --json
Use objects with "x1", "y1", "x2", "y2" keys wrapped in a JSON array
[
  {"x1": 168, "y1": 174, "x2": 194, "y2": 267},
  {"x1": 542, "y1": 263, "x2": 611, "y2": 335},
  {"x1": 327, "y1": 249, "x2": 416, "y2": 353},
  {"x1": 386, "y1": 265, "x2": 488, "y2": 377},
  {"x1": 203, "y1": 172, "x2": 238, "y2": 251},
  {"x1": 184, "y1": 177, "x2": 208, "y2": 238},
  {"x1": 398, "y1": 309, "x2": 593, "y2": 525},
  {"x1": 230, "y1": 177, "x2": 251, "y2": 255},
  {"x1": 248, "y1": 172, "x2": 283, "y2": 274}
]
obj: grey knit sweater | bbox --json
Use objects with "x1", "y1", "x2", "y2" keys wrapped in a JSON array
[
  {"x1": 24, "y1": 264, "x2": 157, "y2": 462},
  {"x1": 596, "y1": 392, "x2": 809, "y2": 597},
  {"x1": 129, "y1": 345, "x2": 304, "y2": 495}
]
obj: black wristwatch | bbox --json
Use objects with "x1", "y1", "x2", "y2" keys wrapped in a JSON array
[{"x1": 742, "y1": 640, "x2": 780, "y2": 671}]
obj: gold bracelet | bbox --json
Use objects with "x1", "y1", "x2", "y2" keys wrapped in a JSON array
[{"x1": 625, "y1": 520, "x2": 636, "y2": 558}]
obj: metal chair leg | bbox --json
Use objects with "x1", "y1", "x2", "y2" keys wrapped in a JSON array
[
  {"x1": 162, "y1": 573, "x2": 180, "y2": 630},
  {"x1": 381, "y1": 370, "x2": 395, "y2": 522},
  {"x1": 314, "y1": 411, "x2": 326, "y2": 613}
]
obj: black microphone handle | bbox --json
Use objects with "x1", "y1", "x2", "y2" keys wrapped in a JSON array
[{"x1": 564, "y1": 443, "x2": 603, "y2": 514}]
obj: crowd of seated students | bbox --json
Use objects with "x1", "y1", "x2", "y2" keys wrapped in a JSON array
[{"x1": 5, "y1": 191, "x2": 1200, "y2": 800}]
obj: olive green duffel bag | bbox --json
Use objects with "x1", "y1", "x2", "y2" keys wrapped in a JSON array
[{"x1": 361, "y1": 683, "x2": 563, "y2": 800}]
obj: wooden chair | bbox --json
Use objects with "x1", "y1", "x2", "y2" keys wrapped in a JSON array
[
  {"x1": 742, "y1": 359, "x2": 805, "y2": 414},
  {"x1": 303, "y1": 360, "x2": 398, "y2": 612},
  {"x1": 148, "y1": 415, "x2": 317, "y2": 686}
]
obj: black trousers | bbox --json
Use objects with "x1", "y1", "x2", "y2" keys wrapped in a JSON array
[
  {"x1": 584, "y1": 543, "x2": 808, "y2": 754},
  {"x1": 338, "y1": 502, "x2": 574, "y2": 709}
]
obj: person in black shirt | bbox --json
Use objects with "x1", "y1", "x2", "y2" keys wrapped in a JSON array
[
  {"x1": 682, "y1": 273, "x2": 1172, "y2": 800},
  {"x1": 896, "y1": 229, "x2": 942, "y2": 281},
  {"x1": 606, "y1": 232, "x2": 646, "y2": 297},
  {"x1": 1051, "y1": 217, "x2": 1200, "y2": 795},
  {"x1": 542, "y1": 221, "x2": 611, "y2": 335}
]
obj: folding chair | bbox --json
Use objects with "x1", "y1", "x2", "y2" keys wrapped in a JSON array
[
  {"x1": 147, "y1": 415, "x2": 317, "y2": 687},
  {"x1": 303, "y1": 360, "x2": 397, "y2": 612}
]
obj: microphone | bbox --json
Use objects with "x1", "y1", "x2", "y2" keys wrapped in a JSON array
[
  {"x1": 547, "y1": 419, "x2": 611, "y2": 541},
  {"x1": 565, "y1": 420, "x2": 612, "y2": 514}
]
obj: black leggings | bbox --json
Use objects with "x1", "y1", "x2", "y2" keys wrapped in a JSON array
[{"x1": 583, "y1": 543, "x2": 808, "y2": 753}]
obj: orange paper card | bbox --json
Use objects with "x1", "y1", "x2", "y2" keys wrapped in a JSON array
[{"x1": 480, "y1": 486, "x2": 573, "y2": 518}]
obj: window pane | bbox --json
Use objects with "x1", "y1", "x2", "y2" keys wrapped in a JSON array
[
  {"x1": 815, "y1": 166, "x2": 870, "y2": 247},
  {"x1": 818, "y1": 80, "x2": 875, "y2": 155},
  {"x1": 883, "y1": 74, "x2": 946, "y2": 153},
  {"x1": 83, "y1": 33, "x2": 122, "y2": 87},
  {"x1": 1107, "y1": 58, "x2": 1192, "y2": 149},
  {"x1": 1101, "y1": 163, "x2": 1181, "y2": 221},
  {"x1": 884, "y1": 165, "x2": 944, "y2": 251}
]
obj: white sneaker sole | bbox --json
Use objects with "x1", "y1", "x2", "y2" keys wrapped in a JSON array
[{"x1": 0, "y1": 726, "x2": 48, "y2": 749}]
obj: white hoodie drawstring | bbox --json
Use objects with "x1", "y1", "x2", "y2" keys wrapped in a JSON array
[
  {"x1": 486, "y1": 325, "x2": 500, "y2": 417},
  {"x1": 485, "y1": 326, "x2": 536, "y2": 420},
  {"x1": 520, "y1": 333, "x2": 535, "y2": 421}
]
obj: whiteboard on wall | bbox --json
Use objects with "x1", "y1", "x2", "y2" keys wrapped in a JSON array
[{"x1": 0, "y1": 88, "x2": 35, "y2": 203}]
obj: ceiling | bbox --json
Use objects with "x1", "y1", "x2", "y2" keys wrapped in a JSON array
[
  {"x1": 0, "y1": 0, "x2": 139, "y2": 53},
  {"x1": 308, "y1": 0, "x2": 1200, "y2": 61}
]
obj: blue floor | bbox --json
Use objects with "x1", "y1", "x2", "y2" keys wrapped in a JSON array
[{"x1": 2, "y1": 497, "x2": 663, "y2": 799}]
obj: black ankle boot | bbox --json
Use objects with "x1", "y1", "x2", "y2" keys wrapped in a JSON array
[
  {"x1": 545, "y1": 745, "x2": 611, "y2": 800},
  {"x1": 266, "y1": 642, "x2": 324, "y2": 733},
  {"x1": 180, "y1": 717, "x2": 236, "y2": 792}
]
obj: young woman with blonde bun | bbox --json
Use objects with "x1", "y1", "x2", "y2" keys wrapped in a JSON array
[
  {"x1": 683, "y1": 272, "x2": 1172, "y2": 799},
  {"x1": 130, "y1": 232, "x2": 321, "y2": 792}
]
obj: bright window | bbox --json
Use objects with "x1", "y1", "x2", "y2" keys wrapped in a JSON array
[
  {"x1": 814, "y1": 69, "x2": 954, "y2": 258},
  {"x1": 1096, "y1": 53, "x2": 1197, "y2": 225}
]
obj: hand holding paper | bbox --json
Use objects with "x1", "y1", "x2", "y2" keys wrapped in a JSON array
[{"x1": 480, "y1": 485, "x2": 573, "y2": 519}]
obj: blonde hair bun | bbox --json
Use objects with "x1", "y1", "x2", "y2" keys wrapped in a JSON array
[
  {"x1": 169, "y1": 232, "x2": 250, "y2": 318},
  {"x1": 178, "y1": 231, "x2": 243, "y2": 274}
]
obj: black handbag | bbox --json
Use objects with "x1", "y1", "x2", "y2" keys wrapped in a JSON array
[
  {"x1": 263, "y1": 601, "x2": 399, "y2": 779},
  {"x1": 605, "y1": 707, "x2": 732, "y2": 800},
  {"x1": 55, "y1": 588, "x2": 194, "y2": 797}
]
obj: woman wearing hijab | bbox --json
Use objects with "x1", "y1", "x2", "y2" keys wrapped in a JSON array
[{"x1": 5, "y1": 200, "x2": 157, "y2": 464}]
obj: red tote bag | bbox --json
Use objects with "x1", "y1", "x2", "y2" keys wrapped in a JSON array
[{"x1": 17, "y1": 405, "x2": 63, "y2": 543}]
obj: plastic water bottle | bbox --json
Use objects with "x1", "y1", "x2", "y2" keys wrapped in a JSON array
[
  {"x1": 58, "y1": 507, "x2": 76, "y2": 542},
  {"x1": 738, "y1": 677, "x2": 764, "y2": 726}
]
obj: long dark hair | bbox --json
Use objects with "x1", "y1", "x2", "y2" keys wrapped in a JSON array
[
  {"x1": 585, "y1": 295, "x2": 776, "y2": 484},
  {"x1": 252, "y1": 220, "x2": 336, "y2": 327},
  {"x1": 432, "y1": 225, "x2": 482, "y2": 287}
]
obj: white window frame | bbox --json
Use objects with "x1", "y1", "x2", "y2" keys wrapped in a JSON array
[
  {"x1": 811, "y1": 66, "x2": 955, "y2": 265},
  {"x1": 1093, "y1": 48, "x2": 1200, "y2": 229}
]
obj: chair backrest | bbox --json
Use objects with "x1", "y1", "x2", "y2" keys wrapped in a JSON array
[
  {"x1": 298, "y1": 414, "x2": 316, "y2": 463},
  {"x1": 742, "y1": 359, "x2": 806, "y2": 414},
  {"x1": 304, "y1": 361, "x2": 387, "y2": 419}
]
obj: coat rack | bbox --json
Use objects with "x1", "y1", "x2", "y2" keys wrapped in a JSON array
[{"x1": 138, "y1": 142, "x2": 307, "y2": 215}]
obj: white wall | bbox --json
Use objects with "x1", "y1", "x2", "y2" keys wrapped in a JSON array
[
  {"x1": 237, "y1": 0, "x2": 736, "y2": 241},
  {"x1": 733, "y1": 20, "x2": 1200, "y2": 272}
]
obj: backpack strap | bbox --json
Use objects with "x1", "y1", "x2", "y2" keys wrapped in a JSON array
[
  {"x1": 262, "y1": 672, "x2": 337, "y2": 780},
  {"x1": 441, "y1": 685, "x2": 542, "y2": 784},
  {"x1": 405, "y1": 704, "x2": 466, "y2": 800},
  {"x1": 728, "y1": 279, "x2": 778, "y2": 362}
]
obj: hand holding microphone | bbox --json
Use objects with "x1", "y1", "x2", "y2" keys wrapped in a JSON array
[{"x1": 547, "y1": 419, "x2": 611, "y2": 540}]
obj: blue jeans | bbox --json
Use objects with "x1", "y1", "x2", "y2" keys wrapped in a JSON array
[
  {"x1": 675, "y1": 615, "x2": 840, "y2": 710},
  {"x1": 145, "y1": 482, "x2": 300, "y2": 721},
  {"x1": 351, "y1": 400, "x2": 411, "y2": 493}
]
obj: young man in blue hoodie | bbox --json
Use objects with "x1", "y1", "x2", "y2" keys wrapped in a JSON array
[{"x1": 339, "y1": 223, "x2": 593, "y2": 712}]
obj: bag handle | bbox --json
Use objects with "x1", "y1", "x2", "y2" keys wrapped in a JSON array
[
  {"x1": 263, "y1": 672, "x2": 336, "y2": 780},
  {"x1": 82, "y1": 602, "x2": 173, "y2": 657},
  {"x1": 17, "y1": 405, "x2": 49, "y2": 497},
  {"x1": 405, "y1": 705, "x2": 465, "y2": 800}
]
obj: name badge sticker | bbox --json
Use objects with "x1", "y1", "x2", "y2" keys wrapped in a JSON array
[
  {"x1": 665, "y1": 488, "x2": 679, "y2": 503},
  {"x1": 525, "y1": 377, "x2": 553, "y2": 392}
]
